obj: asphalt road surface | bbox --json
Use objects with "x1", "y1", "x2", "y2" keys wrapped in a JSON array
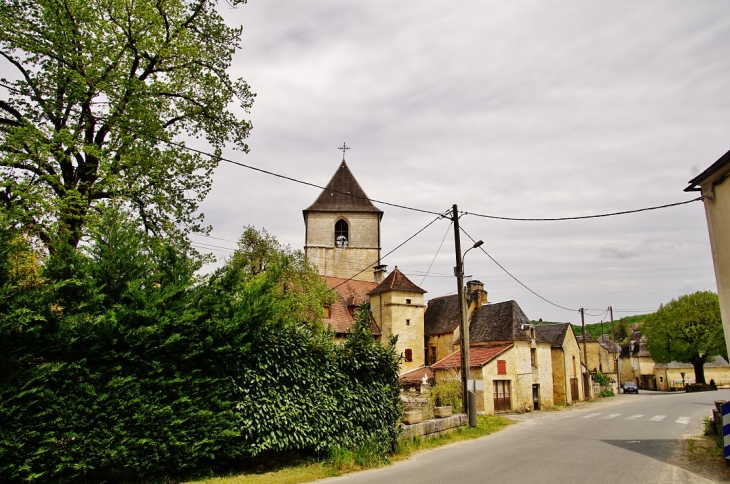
[{"x1": 320, "y1": 389, "x2": 730, "y2": 484}]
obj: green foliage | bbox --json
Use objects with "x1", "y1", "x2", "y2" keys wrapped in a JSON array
[
  {"x1": 0, "y1": 221, "x2": 402, "y2": 483},
  {"x1": 0, "y1": 0, "x2": 255, "y2": 248},
  {"x1": 600, "y1": 390, "x2": 615, "y2": 398},
  {"x1": 593, "y1": 371, "x2": 610, "y2": 387},
  {"x1": 643, "y1": 291, "x2": 724, "y2": 384},
  {"x1": 429, "y1": 380, "x2": 462, "y2": 409}
]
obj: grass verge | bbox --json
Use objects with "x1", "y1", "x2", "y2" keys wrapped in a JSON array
[{"x1": 187, "y1": 415, "x2": 514, "y2": 484}]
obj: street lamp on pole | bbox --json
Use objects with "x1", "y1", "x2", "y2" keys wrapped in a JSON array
[{"x1": 452, "y1": 203, "x2": 483, "y2": 428}]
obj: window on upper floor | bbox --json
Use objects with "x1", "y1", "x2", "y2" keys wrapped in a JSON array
[
  {"x1": 430, "y1": 346, "x2": 437, "y2": 365},
  {"x1": 497, "y1": 359, "x2": 507, "y2": 375},
  {"x1": 406, "y1": 298, "x2": 411, "y2": 304},
  {"x1": 335, "y1": 219, "x2": 349, "y2": 247},
  {"x1": 531, "y1": 348, "x2": 537, "y2": 368},
  {"x1": 406, "y1": 319, "x2": 410, "y2": 326},
  {"x1": 405, "y1": 349, "x2": 413, "y2": 362},
  {"x1": 323, "y1": 305, "x2": 331, "y2": 319}
]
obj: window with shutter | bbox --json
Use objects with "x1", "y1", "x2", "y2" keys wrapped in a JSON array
[
  {"x1": 405, "y1": 349, "x2": 413, "y2": 362},
  {"x1": 497, "y1": 359, "x2": 507, "y2": 375}
]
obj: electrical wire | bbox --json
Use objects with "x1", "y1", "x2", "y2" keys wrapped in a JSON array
[
  {"x1": 331, "y1": 211, "x2": 449, "y2": 290},
  {"x1": 459, "y1": 225, "x2": 578, "y2": 312},
  {"x1": 461, "y1": 198, "x2": 703, "y2": 222},
  {"x1": 0, "y1": 80, "x2": 705, "y2": 223},
  {"x1": 419, "y1": 220, "x2": 453, "y2": 286}
]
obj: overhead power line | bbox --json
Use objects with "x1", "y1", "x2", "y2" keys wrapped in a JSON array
[
  {"x1": 459, "y1": 225, "x2": 578, "y2": 313},
  {"x1": 332, "y1": 211, "x2": 449, "y2": 290},
  {"x1": 461, "y1": 198, "x2": 703, "y2": 222},
  {"x1": 0, "y1": 80, "x2": 704, "y2": 223}
]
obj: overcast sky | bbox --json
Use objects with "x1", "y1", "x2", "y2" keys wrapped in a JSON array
[{"x1": 191, "y1": 1, "x2": 730, "y2": 325}]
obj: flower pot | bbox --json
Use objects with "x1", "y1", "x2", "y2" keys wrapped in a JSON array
[
  {"x1": 433, "y1": 406, "x2": 452, "y2": 418},
  {"x1": 402, "y1": 410, "x2": 423, "y2": 425}
]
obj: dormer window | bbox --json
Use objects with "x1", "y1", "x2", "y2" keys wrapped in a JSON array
[{"x1": 335, "y1": 220, "x2": 349, "y2": 247}]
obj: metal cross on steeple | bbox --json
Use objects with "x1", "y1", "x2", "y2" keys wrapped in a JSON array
[{"x1": 338, "y1": 142, "x2": 350, "y2": 161}]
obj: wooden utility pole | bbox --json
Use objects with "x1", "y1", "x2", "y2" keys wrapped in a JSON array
[
  {"x1": 610, "y1": 306, "x2": 619, "y2": 389},
  {"x1": 452, "y1": 204, "x2": 470, "y2": 418},
  {"x1": 581, "y1": 308, "x2": 590, "y2": 398}
]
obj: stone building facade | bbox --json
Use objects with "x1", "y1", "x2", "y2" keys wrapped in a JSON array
[{"x1": 303, "y1": 161, "x2": 382, "y2": 282}]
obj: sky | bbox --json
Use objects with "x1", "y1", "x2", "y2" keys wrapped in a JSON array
[{"x1": 187, "y1": 2, "x2": 730, "y2": 324}]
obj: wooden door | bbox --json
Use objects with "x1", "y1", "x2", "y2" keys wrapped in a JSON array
[
  {"x1": 570, "y1": 377, "x2": 579, "y2": 402},
  {"x1": 493, "y1": 380, "x2": 511, "y2": 412}
]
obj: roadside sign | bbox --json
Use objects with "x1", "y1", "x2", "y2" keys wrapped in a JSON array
[{"x1": 723, "y1": 401, "x2": 730, "y2": 461}]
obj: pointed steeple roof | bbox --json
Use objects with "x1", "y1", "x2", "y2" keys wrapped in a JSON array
[
  {"x1": 368, "y1": 267, "x2": 426, "y2": 295},
  {"x1": 304, "y1": 161, "x2": 383, "y2": 216}
]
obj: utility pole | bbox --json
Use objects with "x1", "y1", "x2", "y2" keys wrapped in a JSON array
[
  {"x1": 580, "y1": 308, "x2": 589, "y2": 399},
  {"x1": 452, "y1": 204, "x2": 471, "y2": 421},
  {"x1": 610, "y1": 306, "x2": 619, "y2": 390}
]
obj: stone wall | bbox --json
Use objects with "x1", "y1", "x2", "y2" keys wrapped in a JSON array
[{"x1": 399, "y1": 414, "x2": 467, "y2": 441}]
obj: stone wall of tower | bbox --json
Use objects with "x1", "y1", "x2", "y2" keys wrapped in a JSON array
[
  {"x1": 369, "y1": 289, "x2": 426, "y2": 374},
  {"x1": 305, "y1": 211, "x2": 380, "y2": 282}
]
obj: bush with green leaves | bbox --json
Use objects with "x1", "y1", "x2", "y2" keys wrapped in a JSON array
[
  {"x1": 0, "y1": 214, "x2": 402, "y2": 483},
  {"x1": 429, "y1": 380, "x2": 462, "y2": 409}
]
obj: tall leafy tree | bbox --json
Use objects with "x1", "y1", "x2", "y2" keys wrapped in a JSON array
[
  {"x1": 0, "y1": 0, "x2": 254, "y2": 248},
  {"x1": 643, "y1": 291, "x2": 725, "y2": 384}
]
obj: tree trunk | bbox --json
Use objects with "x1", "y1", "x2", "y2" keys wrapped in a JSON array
[{"x1": 692, "y1": 357, "x2": 706, "y2": 385}]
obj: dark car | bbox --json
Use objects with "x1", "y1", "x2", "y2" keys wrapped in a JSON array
[{"x1": 623, "y1": 382, "x2": 639, "y2": 394}]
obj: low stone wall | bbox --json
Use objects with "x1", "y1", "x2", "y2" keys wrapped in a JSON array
[{"x1": 399, "y1": 414, "x2": 467, "y2": 441}]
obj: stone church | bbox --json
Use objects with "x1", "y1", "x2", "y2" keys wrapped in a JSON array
[{"x1": 303, "y1": 159, "x2": 427, "y2": 374}]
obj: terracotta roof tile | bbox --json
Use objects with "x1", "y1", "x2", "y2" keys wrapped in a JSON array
[
  {"x1": 368, "y1": 267, "x2": 426, "y2": 295},
  {"x1": 430, "y1": 344, "x2": 513, "y2": 370},
  {"x1": 304, "y1": 161, "x2": 382, "y2": 215},
  {"x1": 322, "y1": 276, "x2": 380, "y2": 335},
  {"x1": 399, "y1": 366, "x2": 434, "y2": 382}
]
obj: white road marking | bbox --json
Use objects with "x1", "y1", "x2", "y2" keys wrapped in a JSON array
[
  {"x1": 650, "y1": 415, "x2": 666, "y2": 421},
  {"x1": 626, "y1": 414, "x2": 644, "y2": 420},
  {"x1": 676, "y1": 417, "x2": 690, "y2": 424},
  {"x1": 602, "y1": 414, "x2": 622, "y2": 419},
  {"x1": 581, "y1": 413, "x2": 601, "y2": 419}
]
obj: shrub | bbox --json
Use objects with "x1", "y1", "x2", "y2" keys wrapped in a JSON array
[{"x1": 430, "y1": 380, "x2": 462, "y2": 409}]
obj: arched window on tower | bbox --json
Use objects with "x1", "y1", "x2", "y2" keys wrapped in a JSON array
[{"x1": 335, "y1": 220, "x2": 349, "y2": 248}]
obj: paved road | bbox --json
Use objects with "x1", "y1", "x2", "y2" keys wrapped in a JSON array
[{"x1": 321, "y1": 389, "x2": 730, "y2": 483}]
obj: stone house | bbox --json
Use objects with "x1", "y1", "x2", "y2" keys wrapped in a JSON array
[
  {"x1": 534, "y1": 323, "x2": 584, "y2": 405},
  {"x1": 577, "y1": 333, "x2": 619, "y2": 393},
  {"x1": 619, "y1": 331, "x2": 657, "y2": 390},
  {"x1": 654, "y1": 356, "x2": 730, "y2": 390},
  {"x1": 424, "y1": 280, "x2": 488, "y2": 365},
  {"x1": 431, "y1": 300, "x2": 554, "y2": 413}
]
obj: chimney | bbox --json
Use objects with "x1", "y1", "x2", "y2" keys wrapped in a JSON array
[
  {"x1": 466, "y1": 280, "x2": 488, "y2": 311},
  {"x1": 373, "y1": 264, "x2": 387, "y2": 283}
]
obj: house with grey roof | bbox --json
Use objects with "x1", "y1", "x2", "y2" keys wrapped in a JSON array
[
  {"x1": 654, "y1": 356, "x2": 730, "y2": 390},
  {"x1": 430, "y1": 298, "x2": 555, "y2": 413},
  {"x1": 535, "y1": 323, "x2": 585, "y2": 405}
]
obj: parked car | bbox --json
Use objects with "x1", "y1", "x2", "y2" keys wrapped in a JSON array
[{"x1": 623, "y1": 382, "x2": 639, "y2": 394}]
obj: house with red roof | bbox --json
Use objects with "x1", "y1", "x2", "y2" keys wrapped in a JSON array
[{"x1": 430, "y1": 299, "x2": 555, "y2": 413}]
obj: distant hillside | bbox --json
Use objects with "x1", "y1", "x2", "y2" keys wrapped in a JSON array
[{"x1": 533, "y1": 313, "x2": 651, "y2": 343}]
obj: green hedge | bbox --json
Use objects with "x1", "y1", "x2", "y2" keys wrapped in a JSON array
[{"x1": 0, "y1": 219, "x2": 401, "y2": 483}]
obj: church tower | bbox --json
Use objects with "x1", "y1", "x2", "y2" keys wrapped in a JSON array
[{"x1": 303, "y1": 160, "x2": 383, "y2": 282}]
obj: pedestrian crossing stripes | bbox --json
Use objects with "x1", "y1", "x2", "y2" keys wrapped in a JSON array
[{"x1": 577, "y1": 413, "x2": 690, "y2": 423}]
